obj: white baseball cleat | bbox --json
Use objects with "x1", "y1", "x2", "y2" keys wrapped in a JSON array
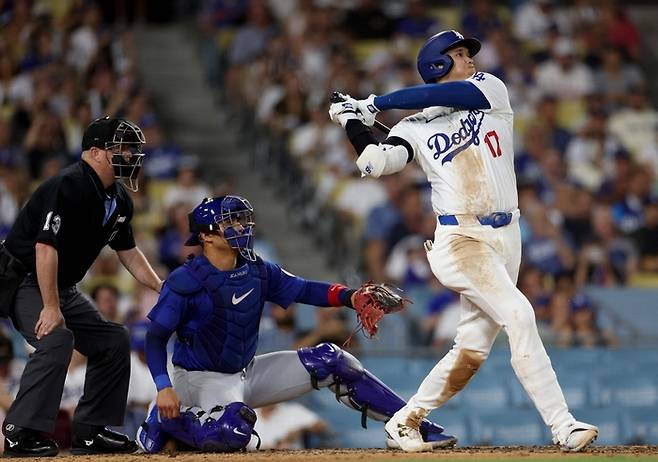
[
  {"x1": 384, "y1": 413, "x2": 434, "y2": 452},
  {"x1": 558, "y1": 421, "x2": 599, "y2": 452}
]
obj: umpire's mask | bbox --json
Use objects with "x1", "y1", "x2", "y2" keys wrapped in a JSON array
[{"x1": 106, "y1": 120, "x2": 146, "y2": 192}]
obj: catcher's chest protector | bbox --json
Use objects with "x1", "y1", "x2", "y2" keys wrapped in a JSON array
[{"x1": 185, "y1": 257, "x2": 268, "y2": 373}]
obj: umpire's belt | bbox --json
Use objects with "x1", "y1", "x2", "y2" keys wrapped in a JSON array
[{"x1": 437, "y1": 210, "x2": 518, "y2": 228}]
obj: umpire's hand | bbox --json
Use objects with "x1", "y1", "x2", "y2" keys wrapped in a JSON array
[
  {"x1": 35, "y1": 305, "x2": 65, "y2": 340},
  {"x1": 157, "y1": 387, "x2": 181, "y2": 419}
]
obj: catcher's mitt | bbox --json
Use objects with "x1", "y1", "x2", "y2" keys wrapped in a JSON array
[{"x1": 351, "y1": 282, "x2": 409, "y2": 339}]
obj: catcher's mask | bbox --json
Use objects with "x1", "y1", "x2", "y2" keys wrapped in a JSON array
[
  {"x1": 82, "y1": 117, "x2": 146, "y2": 192},
  {"x1": 185, "y1": 195, "x2": 257, "y2": 261}
]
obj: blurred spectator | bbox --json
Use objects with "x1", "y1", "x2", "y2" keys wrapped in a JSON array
[
  {"x1": 294, "y1": 307, "x2": 355, "y2": 350},
  {"x1": 396, "y1": 0, "x2": 440, "y2": 39},
  {"x1": 607, "y1": 86, "x2": 658, "y2": 159},
  {"x1": 254, "y1": 402, "x2": 328, "y2": 449},
  {"x1": 158, "y1": 203, "x2": 196, "y2": 272},
  {"x1": 593, "y1": 48, "x2": 644, "y2": 110},
  {"x1": 523, "y1": 204, "x2": 575, "y2": 278},
  {"x1": 258, "y1": 304, "x2": 298, "y2": 353},
  {"x1": 632, "y1": 200, "x2": 658, "y2": 273},
  {"x1": 461, "y1": 0, "x2": 503, "y2": 40},
  {"x1": 162, "y1": 155, "x2": 212, "y2": 212},
  {"x1": 342, "y1": 0, "x2": 393, "y2": 40},
  {"x1": 90, "y1": 283, "x2": 122, "y2": 322},
  {"x1": 600, "y1": 3, "x2": 640, "y2": 60},
  {"x1": 519, "y1": 266, "x2": 552, "y2": 325},
  {"x1": 565, "y1": 111, "x2": 618, "y2": 192},
  {"x1": 611, "y1": 167, "x2": 652, "y2": 234},
  {"x1": 141, "y1": 120, "x2": 183, "y2": 180},
  {"x1": 513, "y1": 0, "x2": 560, "y2": 52},
  {"x1": 535, "y1": 37, "x2": 594, "y2": 100},
  {"x1": 575, "y1": 206, "x2": 637, "y2": 286}
]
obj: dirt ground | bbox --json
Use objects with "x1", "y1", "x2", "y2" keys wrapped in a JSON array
[{"x1": 51, "y1": 446, "x2": 658, "y2": 462}]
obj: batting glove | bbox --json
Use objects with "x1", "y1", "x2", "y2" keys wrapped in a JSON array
[
  {"x1": 355, "y1": 94, "x2": 380, "y2": 127},
  {"x1": 329, "y1": 99, "x2": 364, "y2": 128}
]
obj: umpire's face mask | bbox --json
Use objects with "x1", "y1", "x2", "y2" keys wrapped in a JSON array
[{"x1": 106, "y1": 121, "x2": 146, "y2": 192}]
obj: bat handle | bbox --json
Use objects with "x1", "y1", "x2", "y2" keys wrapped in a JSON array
[{"x1": 329, "y1": 91, "x2": 346, "y2": 103}]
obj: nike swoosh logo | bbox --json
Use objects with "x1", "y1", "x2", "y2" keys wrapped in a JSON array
[
  {"x1": 232, "y1": 288, "x2": 254, "y2": 305},
  {"x1": 233, "y1": 428, "x2": 248, "y2": 437}
]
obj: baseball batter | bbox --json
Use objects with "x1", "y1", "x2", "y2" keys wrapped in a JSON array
[
  {"x1": 329, "y1": 30, "x2": 598, "y2": 453},
  {"x1": 136, "y1": 195, "x2": 455, "y2": 453}
]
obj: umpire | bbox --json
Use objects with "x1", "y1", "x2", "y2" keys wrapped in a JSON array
[{"x1": 0, "y1": 117, "x2": 163, "y2": 457}]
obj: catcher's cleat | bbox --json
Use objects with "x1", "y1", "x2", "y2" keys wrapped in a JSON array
[
  {"x1": 556, "y1": 421, "x2": 598, "y2": 452},
  {"x1": 136, "y1": 402, "x2": 168, "y2": 453},
  {"x1": 71, "y1": 427, "x2": 138, "y2": 455},
  {"x1": 3, "y1": 428, "x2": 58, "y2": 458},
  {"x1": 384, "y1": 413, "x2": 434, "y2": 452}
]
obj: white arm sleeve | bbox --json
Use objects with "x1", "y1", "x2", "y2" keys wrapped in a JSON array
[{"x1": 357, "y1": 143, "x2": 408, "y2": 177}]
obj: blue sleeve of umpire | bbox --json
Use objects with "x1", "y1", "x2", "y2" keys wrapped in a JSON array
[
  {"x1": 373, "y1": 81, "x2": 491, "y2": 111},
  {"x1": 145, "y1": 320, "x2": 174, "y2": 391}
]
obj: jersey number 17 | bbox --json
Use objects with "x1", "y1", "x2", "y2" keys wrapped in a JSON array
[{"x1": 484, "y1": 130, "x2": 502, "y2": 158}]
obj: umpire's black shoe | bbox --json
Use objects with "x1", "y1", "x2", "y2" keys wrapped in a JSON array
[
  {"x1": 3, "y1": 430, "x2": 58, "y2": 457},
  {"x1": 71, "y1": 427, "x2": 137, "y2": 455}
]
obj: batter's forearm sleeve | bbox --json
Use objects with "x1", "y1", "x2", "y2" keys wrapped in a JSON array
[
  {"x1": 146, "y1": 321, "x2": 174, "y2": 391},
  {"x1": 373, "y1": 81, "x2": 491, "y2": 111},
  {"x1": 345, "y1": 119, "x2": 377, "y2": 155},
  {"x1": 296, "y1": 280, "x2": 356, "y2": 308}
]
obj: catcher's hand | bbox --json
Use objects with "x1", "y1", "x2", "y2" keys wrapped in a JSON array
[{"x1": 351, "y1": 282, "x2": 409, "y2": 338}]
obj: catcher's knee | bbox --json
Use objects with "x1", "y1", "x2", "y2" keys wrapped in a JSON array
[{"x1": 297, "y1": 342, "x2": 364, "y2": 389}]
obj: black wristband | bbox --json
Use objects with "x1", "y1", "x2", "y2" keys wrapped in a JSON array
[
  {"x1": 345, "y1": 119, "x2": 377, "y2": 155},
  {"x1": 340, "y1": 289, "x2": 356, "y2": 309}
]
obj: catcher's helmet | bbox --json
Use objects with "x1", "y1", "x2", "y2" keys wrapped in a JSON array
[
  {"x1": 185, "y1": 195, "x2": 256, "y2": 261},
  {"x1": 417, "y1": 30, "x2": 481, "y2": 83}
]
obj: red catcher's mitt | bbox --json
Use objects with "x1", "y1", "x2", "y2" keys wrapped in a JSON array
[{"x1": 351, "y1": 282, "x2": 409, "y2": 338}]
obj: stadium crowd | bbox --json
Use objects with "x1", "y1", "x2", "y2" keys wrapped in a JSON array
[{"x1": 0, "y1": 0, "x2": 656, "y2": 450}]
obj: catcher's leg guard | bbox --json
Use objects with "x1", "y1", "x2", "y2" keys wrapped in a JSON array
[
  {"x1": 160, "y1": 402, "x2": 258, "y2": 452},
  {"x1": 298, "y1": 343, "x2": 443, "y2": 431},
  {"x1": 136, "y1": 402, "x2": 168, "y2": 453}
]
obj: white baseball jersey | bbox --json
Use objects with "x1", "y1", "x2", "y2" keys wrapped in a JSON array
[{"x1": 388, "y1": 72, "x2": 517, "y2": 216}]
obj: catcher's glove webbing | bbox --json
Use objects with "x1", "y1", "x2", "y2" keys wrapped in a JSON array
[{"x1": 345, "y1": 282, "x2": 409, "y2": 346}]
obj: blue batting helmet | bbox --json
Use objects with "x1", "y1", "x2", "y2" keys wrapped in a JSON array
[
  {"x1": 417, "y1": 30, "x2": 481, "y2": 83},
  {"x1": 185, "y1": 195, "x2": 256, "y2": 261}
]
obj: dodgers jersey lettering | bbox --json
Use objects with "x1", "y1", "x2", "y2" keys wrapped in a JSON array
[{"x1": 389, "y1": 72, "x2": 517, "y2": 215}]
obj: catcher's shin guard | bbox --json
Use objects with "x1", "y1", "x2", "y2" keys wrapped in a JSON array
[
  {"x1": 298, "y1": 343, "x2": 441, "y2": 431},
  {"x1": 160, "y1": 402, "x2": 258, "y2": 452}
]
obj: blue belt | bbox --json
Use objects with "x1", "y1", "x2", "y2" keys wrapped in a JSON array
[{"x1": 438, "y1": 212, "x2": 513, "y2": 228}]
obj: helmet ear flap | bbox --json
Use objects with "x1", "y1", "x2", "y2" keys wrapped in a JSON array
[{"x1": 428, "y1": 54, "x2": 454, "y2": 82}]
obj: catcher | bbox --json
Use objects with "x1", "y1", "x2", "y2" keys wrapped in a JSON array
[{"x1": 136, "y1": 195, "x2": 455, "y2": 453}]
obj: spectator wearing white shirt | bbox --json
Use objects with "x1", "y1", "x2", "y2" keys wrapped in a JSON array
[
  {"x1": 254, "y1": 403, "x2": 328, "y2": 449},
  {"x1": 535, "y1": 38, "x2": 594, "y2": 100}
]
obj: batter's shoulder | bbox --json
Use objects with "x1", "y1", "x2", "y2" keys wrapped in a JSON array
[{"x1": 167, "y1": 265, "x2": 202, "y2": 294}]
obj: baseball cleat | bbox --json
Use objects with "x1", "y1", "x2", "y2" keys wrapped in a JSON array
[
  {"x1": 386, "y1": 419, "x2": 457, "y2": 450},
  {"x1": 3, "y1": 429, "x2": 58, "y2": 458},
  {"x1": 558, "y1": 421, "x2": 598, "y2": 452},
  {"x1": 136, "y1": 402, "x2": 168, "y2": 453},
  {"x1": 384, "y1": 413, "x2": 434, "y2": 452}
]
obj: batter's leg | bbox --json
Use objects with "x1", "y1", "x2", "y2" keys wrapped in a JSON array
[{"x1": 403, "y1": 295, "x2": 500, "y2": 415}]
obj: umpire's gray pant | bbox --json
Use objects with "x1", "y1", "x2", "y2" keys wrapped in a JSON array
[{"x1": 4, "y1": 277, "x2": 130, "y2": 433}]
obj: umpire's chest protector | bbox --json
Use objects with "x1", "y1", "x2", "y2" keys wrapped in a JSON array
[{"x1": 185, "y1": 256, "x2": 267, "y2": 374}]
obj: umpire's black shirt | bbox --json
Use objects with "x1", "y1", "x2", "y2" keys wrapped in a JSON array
[{"x1": 4, "y1": 160, "x2": 135, "y2": 288}]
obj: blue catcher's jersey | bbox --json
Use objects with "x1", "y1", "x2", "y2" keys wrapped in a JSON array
[{"x1": 147, "y1": 254, "x2": 305, "y2": 374}]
